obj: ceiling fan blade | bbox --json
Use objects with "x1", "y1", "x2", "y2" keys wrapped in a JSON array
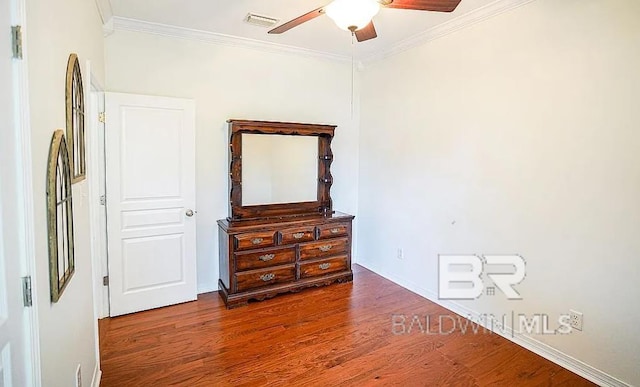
[
  {"x1": 355, "y1": 22, "x2": 377, "y2": 42},
  {"x1": 268, "y1": 6, "x2": 326, "y2": 34},
  {"x1": 383, "y1": 0, "x2": 462, "y2": 12}
]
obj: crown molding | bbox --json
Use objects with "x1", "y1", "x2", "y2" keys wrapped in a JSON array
[
  {"x1": 103, "y1": 18, "x2": 115, "y2": 37},
  {"x1": 360, "y1": 0, "x2": 537, "y2": 66},
  {"x1": 94, "y1": 0, "x2": 113, "y2": 25},
  {"x1": 110, "y1": 17, "x2": 352, "y2": 63},
  {"x1": 108, "y1": 0, "x2": 536, "y2": 66}
]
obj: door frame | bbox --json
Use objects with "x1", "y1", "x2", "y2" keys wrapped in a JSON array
[
  {"x1": 7, "y1": 0, "x2": 42, "y2": 383},
  {"x1": 85, "y1": 60, "x2": 106, "y2": 387},
  {"x1": 86, "y1": 61, "x2": 109, "y2": 321}
]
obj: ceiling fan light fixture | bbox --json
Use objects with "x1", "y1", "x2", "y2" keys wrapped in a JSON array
[{"x1": 325, "y1": 0, "x2": 380, "y2": 32}]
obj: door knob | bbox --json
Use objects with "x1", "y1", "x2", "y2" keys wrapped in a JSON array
[{"x1": 185, "y1": 209, "x2": 194, "y2": 217}]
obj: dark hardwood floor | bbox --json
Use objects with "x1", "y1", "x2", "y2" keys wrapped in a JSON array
[{"x1": 99, "y1": 265, "x2": 594, "y2": 386}]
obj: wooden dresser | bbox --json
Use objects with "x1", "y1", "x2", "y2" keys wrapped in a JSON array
[
  {"x1": 218, "y1": 119, "x2": 354, "y2": 308},
  {"x1": 218, "y1": 212, "x2": 354, "y2": 308}
]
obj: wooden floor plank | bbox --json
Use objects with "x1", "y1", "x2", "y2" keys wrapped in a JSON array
[{"x1": 99, "y1": 265, "x2": 595, "y2": 386}]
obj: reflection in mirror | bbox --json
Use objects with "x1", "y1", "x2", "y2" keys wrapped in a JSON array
[{"x1": 242, "y1": 134, "x2": 317, "y2": 206}]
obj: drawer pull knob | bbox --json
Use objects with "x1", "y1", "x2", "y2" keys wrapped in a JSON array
[
  {"x1": 319, "y1": 263, "x2": 331, "y2": 270},
  {"x1": 292, "y1": 232, "x2": 305, "y2": 239},
  {"x1": 251, "y1": 238, "x2": 264, "y2": 245},
  {"x1": 260, "y1": 273, "x2": 275, "y2": 282},
  {"x1": 258, "y1": 254, "x2": 275, "y2": 262},
  {"x1": 319, "y1": 245, "x2": 332, "y2": 252},
  {"x1": 330, "y1": 228, "x2": 341, "y2": 234}
]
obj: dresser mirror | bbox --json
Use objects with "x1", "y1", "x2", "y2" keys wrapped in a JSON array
[
  {"x1": 242, "y1": 134, "x2": 317, "y2": 206},
  {"x1": 227, "y1": 120, "x2": 335, "y2": 222}
]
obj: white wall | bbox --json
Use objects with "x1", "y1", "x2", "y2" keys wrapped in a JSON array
[
  {"x1": 26, "y1": 0, "x2": 105, "y2": 385},
  {"x1": 105, "y1": 30, "x2": 360, "y2": 293},
  {"x1": 358, "y1": 0, "x2": 640, "y2": 385}
]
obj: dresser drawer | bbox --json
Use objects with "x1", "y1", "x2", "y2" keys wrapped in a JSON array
[
  {"x1": 234, "y1": 231, "x2": 276, "y2": 251},
  {"x1": 299, "y1": 237, "x2": 349, "y2": 261},
  {"x1": 279, "y1": 226, "x2": 316, "y2": 245},
  {"x1": 317, "y1": 223, "x2": 349, "y2": 239},
  {"x1": 235, "y1": 265, "x2": 295, "y2": 292},
  {"x1": 299, "y1": 256, "x2": 349, "y2": 279},
  {"x1": 235, "y1": 247, "x2": 295, "y2": 271}
]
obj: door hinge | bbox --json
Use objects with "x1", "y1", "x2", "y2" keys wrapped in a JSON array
[
  {"x1": 98, "y1": 112, "x2": 105, "y2": 123},
  {"x1": 22, "y1": 276, "x2": 32, "y2": 307},
  {"x1": 103, "y1": 275, "x2": 109, "y2": 286},
  {"x1": 11, "y1": 26, "x2": 23, "y2": 59},
  {"x1": 99, "y1": 195, "x2": 106, "y2": 205}
]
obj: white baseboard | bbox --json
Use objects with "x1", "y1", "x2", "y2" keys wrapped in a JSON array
[
  {"x1": 197, "y1": 283, "x2": 217, "y2": 295},
  {"x1": 91, "y1": 363, "x2": 102, "y2": 387},
  {"x1": 357, "y1": 260, "x2": 630, "y2": 387}
]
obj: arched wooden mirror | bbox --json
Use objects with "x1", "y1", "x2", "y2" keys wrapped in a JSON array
[{"x1": 46, "y1": 129, "x2": 75, "y2": 302}]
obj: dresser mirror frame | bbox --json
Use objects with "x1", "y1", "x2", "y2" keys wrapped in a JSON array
[{"x1": 228, "y1": 120, "x2": 336, "y2": 222}]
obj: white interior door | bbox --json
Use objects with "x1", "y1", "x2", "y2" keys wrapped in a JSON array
[
  {"x1": 0, "y1": 0, "x2": 31, "y2": 384},
  {"x1": 105, "y1": 93, "x2": 197, "y2": 317}
]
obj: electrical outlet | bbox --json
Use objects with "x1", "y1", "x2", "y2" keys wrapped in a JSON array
[
  {"x1": 76, "y1": 364, "x2": 82, "y2": 387},
  {"x1": 569, "y1": 310, "x2": 583, "y2": 331},
  {"x1": 397, "y1": 248, "x2": 403, "y2": 260}
]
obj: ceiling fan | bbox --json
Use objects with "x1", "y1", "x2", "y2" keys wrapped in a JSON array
[{"x1": 268, "y1": 0, "x2": 463, "y2": 42}]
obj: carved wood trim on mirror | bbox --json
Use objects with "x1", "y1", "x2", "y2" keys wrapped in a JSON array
[{"x1": 227, "y1": 119, "x2": 335, "y2": 222}]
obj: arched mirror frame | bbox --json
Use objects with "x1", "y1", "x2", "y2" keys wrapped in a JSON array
[
  {"x1": 46, "y1": 129, "x2": 75, "y2": 302},
  {"x1": 65, "y1": 53, "x2": 86, "y2": 183},
  {"x1": 227, "y1": 120, "x2": 336, "y2": 222}
]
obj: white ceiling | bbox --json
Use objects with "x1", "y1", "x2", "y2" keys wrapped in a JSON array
[{"x1": 108, "y1": 0, "x2": 500, "y2": 59}]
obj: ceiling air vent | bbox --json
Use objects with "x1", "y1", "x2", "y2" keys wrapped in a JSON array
[{"x1": 244, "y1": 13, "x2": 279, "y2": 28}]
